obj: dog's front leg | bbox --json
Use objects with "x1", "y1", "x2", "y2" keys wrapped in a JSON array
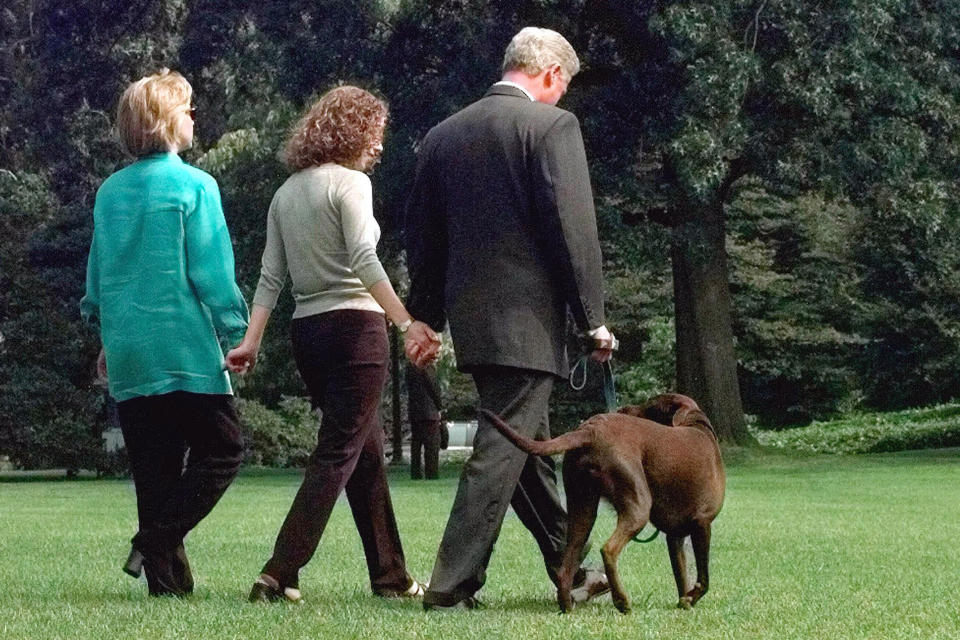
[{"x1": 681, "y1": 524, "x2": 711, "y2": 608}]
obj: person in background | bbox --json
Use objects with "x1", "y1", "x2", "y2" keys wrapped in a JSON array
[
  {"x1": 80, "y1": 69, "x2": 248, "y2": 597},
  {"x1": 405, "y1": 363, "x2": 444, "y2": 480},
  {"x1": 226, "y1": 85, "x2": 437, "y2": 604},
  {"x1": 403, "y1": 27, "x2": 616, "y2": 610}
]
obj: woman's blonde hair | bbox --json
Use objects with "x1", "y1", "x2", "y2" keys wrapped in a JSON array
[
  {"x1": 282, "y1": 85, "x2": 388, "y2": 173},
  {"x1": 116, "y1": 69, "x2": 192, "y2": 156}
]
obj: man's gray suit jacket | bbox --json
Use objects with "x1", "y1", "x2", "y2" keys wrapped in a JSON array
[{"x1": 405, "y1": 84, "x2": 605, "y2": 378}]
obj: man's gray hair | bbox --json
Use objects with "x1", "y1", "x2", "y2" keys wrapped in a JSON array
[{"x1": 502, "y1": 27, "x2": 580, "y2": 81}]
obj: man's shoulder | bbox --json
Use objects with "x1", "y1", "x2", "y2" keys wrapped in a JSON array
[
  {"x1": 429, "y1": 92, "x2": 573, "y2": 141},
  {"x1": 500, "y1": 96, "x2": 573, "y2": 128}
]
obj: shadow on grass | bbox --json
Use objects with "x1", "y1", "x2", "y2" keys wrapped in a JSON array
[
  {"x1": 5, "y1": 447, "x2": 956, "y2": 485},
  {"x1": 0, "y1": 469, "x2": 107, "y2": 482},
  {"x1": 486, "y1": 590, "x2": 669, "y2": 615}
]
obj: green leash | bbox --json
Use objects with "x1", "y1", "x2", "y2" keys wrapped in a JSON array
[
  {"x1": 568, "y1": 357, "x2": 619, "y2": 413},
  {"x1": 632, "y1": 528, "x2": 659, "y2": 543},
  {"x1": 600, "y1": 360, "x2": 617, "y2": 413}
]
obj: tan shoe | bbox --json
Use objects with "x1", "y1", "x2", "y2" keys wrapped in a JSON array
[
  {"x1": 570, "y1": 569, "x2": 610, "y2": 603},
  {"x1": 374, "y1": 578, "x2": 425, "y2": 598},
  {"x1": 248, "y1": 574, "x2": 302, "y2": 603}
]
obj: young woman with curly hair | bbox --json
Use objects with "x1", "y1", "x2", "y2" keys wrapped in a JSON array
[{"x1": 226, "y1": 85, "x2": 438, "y2": 603}]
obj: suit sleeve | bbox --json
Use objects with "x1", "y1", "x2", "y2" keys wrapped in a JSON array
[
  {"x1": 185, "y1": 177, "x2": 250, "y2": 345},
  {"x1": 532, "y1": 111, "x2": 605, "y2": 331},
  {"x1": 404, "y1": 131, "x2": 448, "y2": 331}
]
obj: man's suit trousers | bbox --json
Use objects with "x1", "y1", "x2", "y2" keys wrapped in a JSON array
[{"x1": 423, "y1": 367, "x2": 569, "y2": 606}]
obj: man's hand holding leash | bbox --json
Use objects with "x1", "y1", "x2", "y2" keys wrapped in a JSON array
[{"x1": 588, "y1": 325, "x2": 618, "y2": 363}]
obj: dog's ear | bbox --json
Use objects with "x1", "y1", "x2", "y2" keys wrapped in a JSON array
[
  {"x1": 673, "y1": 407, "x2": 716, "y2": 434},
  {"x1": 617, "y1": 405, "x2": 646, "y2": 418},
  {"x1": 620, "y1": 399, "x2": 675, "y2": 425}
]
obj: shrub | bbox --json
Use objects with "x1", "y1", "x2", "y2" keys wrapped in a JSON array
[
  {"x1": 0, "y1": 363, "x2": 101, "y2": 471},
  {"x1": 752, "y1": 403, "x2": 960, "y2": 454},
  {"x1": 237, "y1": 396, "x2": 316, "y2": 467}
]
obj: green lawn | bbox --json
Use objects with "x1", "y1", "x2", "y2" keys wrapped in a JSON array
[{"x1": 2, "y1": 450, "x2": 959, "y2": 639}]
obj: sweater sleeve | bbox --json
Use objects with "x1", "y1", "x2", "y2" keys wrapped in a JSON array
[
  {"x1": 185, "y1": 176, "x2": 250, "y2": 345},
  {"x1": 336, "y1": 171, "x2": 389, "y2": 288},
  {"x1": 252, "y1": 193, "x2": 288, "y2": 310}
]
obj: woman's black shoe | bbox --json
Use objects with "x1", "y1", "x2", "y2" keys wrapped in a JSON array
[
  {"x1": 123, "y1": 547, "x2": 144, "y2": 578},
  {"x1": 171, "y1": 544, "x2": 194, "y2": 594},
  {"x1": 144, "y1": 556, "x2": 190, "y2": 597}
]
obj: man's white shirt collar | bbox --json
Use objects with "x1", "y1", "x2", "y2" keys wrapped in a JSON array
[{"x1": 493, "y1": 80, "x2": 536, "y2": 102}]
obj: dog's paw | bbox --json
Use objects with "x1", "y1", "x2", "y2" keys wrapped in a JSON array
[
  {"x1": 613, "y1": 598, "x2": 632, "y2": 614},
  {"x1": 677, "y1": 597, "x2": 693, "y2": 610}
]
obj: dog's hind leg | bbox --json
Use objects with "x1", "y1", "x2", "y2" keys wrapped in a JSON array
[
  {"x1": 555, "y1": 475, "x2": 600, "y2": 613},
  {"x1": 680, "y1": 523, "x2": 711, "y2": 608},
  {"x1": 600, "y1": 490, "x2": 651, "y2": 614},
  {"x1": 666, "y1": 534, "x2": 690, "y2": 607}
]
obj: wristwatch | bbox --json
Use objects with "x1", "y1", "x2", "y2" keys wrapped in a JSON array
[{"x1": 397, "y1": 318, "x2": 413, "y2": 333}]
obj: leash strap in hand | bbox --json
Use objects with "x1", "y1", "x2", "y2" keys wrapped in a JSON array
[
  {"x1": 569, "y1": 356, "x2": 588, "y2": 391},
  {"x1": 568, "y1": 357, "x2": 618, "y2": 413}
]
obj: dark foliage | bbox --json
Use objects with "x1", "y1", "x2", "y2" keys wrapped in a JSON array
[{"x1": 3, "y1": 0, "x2": 960, "y2": 467}]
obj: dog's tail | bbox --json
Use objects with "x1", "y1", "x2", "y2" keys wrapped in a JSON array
[{"x1": 480, "y1": 409, "x2": 592, "y2": 456}]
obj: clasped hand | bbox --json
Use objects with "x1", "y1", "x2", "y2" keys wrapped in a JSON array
[
  {"x1": 225, "y1": 341, "x2": 258, "y2": 375},
  {"x1": 405, "y1": 320, "x2": 441, "y2": 368}
]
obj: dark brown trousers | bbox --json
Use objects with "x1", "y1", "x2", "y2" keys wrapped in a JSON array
[{"x1": 261, "y1": 310, "x2": 409, "y2": 592}]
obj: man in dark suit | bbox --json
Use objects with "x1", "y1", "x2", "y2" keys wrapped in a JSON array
[
  {"x1": 404, "y1": 27, "x2": 616, "y2": 610},
  {"x1": 405, "y1": 362, "x2": 444, "y2": 480}
]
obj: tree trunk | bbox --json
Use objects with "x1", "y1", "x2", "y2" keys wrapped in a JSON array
[{"x1": 671, "y1": 200, "x2": 754, "y2": 445}]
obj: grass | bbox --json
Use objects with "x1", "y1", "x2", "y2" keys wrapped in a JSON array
[
  {"x1": 2, "y1": 450, "x2": 959, "y2": 639},
  {"x1": 753, "y1": 402, "x2": 960, "y2": 454}
]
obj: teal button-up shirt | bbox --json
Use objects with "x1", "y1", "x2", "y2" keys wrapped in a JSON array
[{"x1": 81, "y1": 152, "x2": 249, "y2": 401}]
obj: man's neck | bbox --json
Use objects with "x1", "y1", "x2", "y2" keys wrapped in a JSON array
[
  {"x1": 494, "y1": 79, "x2": 535, "y2": 102},
  {"x1": 499, "y1": 71, "x2": 542, "y2": 102}
]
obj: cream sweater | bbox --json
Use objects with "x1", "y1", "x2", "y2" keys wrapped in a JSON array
[{"x1": 252, "y1": 163, "x2": 388, "y2": 318}]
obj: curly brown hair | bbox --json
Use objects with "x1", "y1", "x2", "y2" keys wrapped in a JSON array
[{"x1": 282, "y1": 85, "x2": 388, "y2": 172}]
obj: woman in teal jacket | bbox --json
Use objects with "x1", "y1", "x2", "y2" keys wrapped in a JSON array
[{"x1": 81, "y1": 69, "x2": 249, "y2": 597}]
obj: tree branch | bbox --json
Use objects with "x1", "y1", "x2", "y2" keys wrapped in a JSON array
[{"x1": 743, "y1": 0, "x2": 768, "y2": 51}]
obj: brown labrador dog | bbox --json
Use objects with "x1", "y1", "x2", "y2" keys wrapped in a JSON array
[{"x1": 481, "y1": 393, "x2": 724, "y2": 613}]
